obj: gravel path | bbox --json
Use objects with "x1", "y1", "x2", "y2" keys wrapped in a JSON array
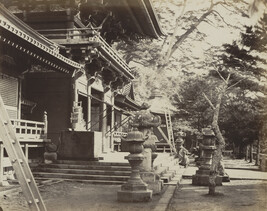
[
  {"x1": 0, "y1": 181, "x2": 165, "y2": 211},
  {"x1": 168, "y1": 179, "x2": 267, "y2": 211}
]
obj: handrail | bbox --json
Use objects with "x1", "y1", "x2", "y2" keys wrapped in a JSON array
[{"x1": 10, "y1": 119, "x2": 45, "y2": 126}]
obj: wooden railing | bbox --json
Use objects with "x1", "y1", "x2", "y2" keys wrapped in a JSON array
[
  {"x1": 113, "y1": 131, "x2": 127, "y2": 140},
  {"x1": 0, "y1": 112, "x2": 48, "y2": 185},
  {"x1": 10, "y1": 117, "x2": 47, "y2": 142}
]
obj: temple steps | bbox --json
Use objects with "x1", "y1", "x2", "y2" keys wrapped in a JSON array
[
  {"x1": 33, "y1": 167, "x2": 131, "y2": 176},
  {"x1": 32, "y1": 163, "x2": 131, "y2": 171},
  {"x1": 31, "y1": 154, "x2": 181, "y2": 185},
  {"x1": 33, "y1": 172, "x2": 129, "y2": 182}
]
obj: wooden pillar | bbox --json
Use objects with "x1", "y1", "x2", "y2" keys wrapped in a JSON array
[
  {"x1": 87, "y1": 85, "x2": 91, "y2": 130},
  {"x1": 102, "y1": 93, "x2": 107, "y2": 153},
  {"x1": 18, "y1": 78, "x2": 22, "y2": 119},
  {"x1": 110, "y1": 93, "x2": 115, "y2": 151},
  {"x1": 25, "y1": 144, "x2": 29, "y2": 163},
  {"x1": 43, "y1": 111, "x2": 48, "y2": 140},
  {"x1": 0, "y1": 144, "x2": 3, "y2": 185}
]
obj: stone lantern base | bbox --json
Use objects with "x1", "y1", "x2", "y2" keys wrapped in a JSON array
[
  {"x1": 117, "y1": 155, "x2": 152, "y2": 202},
  {"x1": 140, "y1": 172, "x2": 163, "y2": 195},
  {"x1": 117, "y1": 170, "x2": 152, "y2": 202},
  {"x1": 192, "y1": 169, "x2": 222, "y2": 186},
  {"x1": 117, "y1": 188, "x2": 152, "y2": 202}
]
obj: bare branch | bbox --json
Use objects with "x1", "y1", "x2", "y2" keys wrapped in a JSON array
[
  {"x1": 226, "y1": 78, "x2": 245, "y2": 90},
  {"x1": 202, "y1": 92, "x2": 216, "y2": 110},
  {"x1": 163, "y1": 0, "x2": 188, "y2": 64},
  {"x1": 211, "y1": 10, "x2": 234, "y2": 27},
  {"x1": 226, "y1": 72, "x2": 231, "y2": 83},
  {"x1": 168, "y1": 1, "x2": 226, "y2": 59}
]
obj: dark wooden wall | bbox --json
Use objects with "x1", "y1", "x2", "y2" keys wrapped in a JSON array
[{"x1": 24, "y1": 72, "x2": 72, "y2": 145}]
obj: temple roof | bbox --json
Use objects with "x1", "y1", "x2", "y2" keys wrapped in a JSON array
[
  {"x1": 115, "y1": 83, "x2": 140, "y2": 111},
  {"x1": 0, "y1": 4, "x2": 82, "y2": 73},
  {"x1": 102, "y1": 0, "x2": 165, "y2": 38}
]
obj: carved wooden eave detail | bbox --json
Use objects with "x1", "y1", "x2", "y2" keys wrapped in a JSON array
[
  {"x1": 78, "y1": 0, "x2": 165, "y2": 40},
  {"x1": 0, "y1": 4, "x2": 82, "y2": 74}
]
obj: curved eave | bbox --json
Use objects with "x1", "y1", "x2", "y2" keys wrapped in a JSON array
[
  {"x1": 115, "y1": 94, "x2": 141, "y2": 111},
  {"x1": 97, "y1": 36, "x2": 134, "y2": 80},
  {"x1": 0, "y1": 4, "x2": 58, "y2": 50},
  {"x1": 0, "y1": 15, "x2": 82, "y2": 73},
  {"x1": 143, "y1": 0, "x2": 166, "y2": 37},
  {"x1": 125, "y1": 0, "x2": 165, "y2": 38}
]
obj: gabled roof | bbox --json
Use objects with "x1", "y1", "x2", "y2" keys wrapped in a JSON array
[
  {"x1": 80, "y1": 0, "x2": 165, "y2": 39},
  {"x1": 115, "y1": 83, "x2": 141, "y2": 111},
  {"x1": 122, "y1": 0, "x2": 165, "y2": 38},
  {"x1": 0, "y1": 4, "x2": 82, "y2": 73}
]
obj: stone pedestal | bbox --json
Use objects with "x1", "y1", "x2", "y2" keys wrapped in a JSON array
[
  {"x1": 140, "y1": 172, "x2": 163, "y2": 195},
  {"x1": 260, "y1": 154, "x2": 267, "y2": 172},
  {"x1": 192, "y1": 129, "x2": 222, "y2": 186},
  {"x1": 117, "y1": 129, "x2": 152, "y2": 202},
  {"x1": 118, "y1": 155, "x2": 152, "y2": 202},
  {"x1": 139, "y1": 148, "x2": 152, "y2": 172},
  {"x1": 126, "y1": 104, "x2": 162, "y2": 195}
]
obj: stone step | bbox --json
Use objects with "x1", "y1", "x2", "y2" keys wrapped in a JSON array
[
  {"x1": 34, "y1": 177, "x2": 126, "y2": 185},
  {"x1": 33, "y1": 172, "x2": 129, "y2": 181},
  {"x1": 55, "y1": 160, "x2": 129, "y2": 166},
  {"x1": 31, "y1": 163, "x2": 131, "y2": 171},
  {"x1": 31, "y1": 154, "x2": 180, "y2": 185},
  {"x1": 33, "y1": 167, "x2": 131, "y2": 176}
]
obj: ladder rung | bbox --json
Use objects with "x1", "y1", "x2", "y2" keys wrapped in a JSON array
[
  {"x1": 26, "y1": 179, "x2": 31, "y2": 183},
  {"x1": 12, "y1": 159, "x2": 23, "y2": 163},
  {"x1": 28, "y1": 199, "x2": 39, "y2": 204}
]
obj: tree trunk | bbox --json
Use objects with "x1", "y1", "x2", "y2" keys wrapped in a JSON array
[
  {"x1": 207, "y1": 74, "x2": 230, "y2": 195},
  {"x1": 245, "y1": 145, "x2": 249, "y2": 161},
  {"x1": 249, "y1": 143, "x2": 253, "y2": 163},
  {"x1": 256, "y1": 140, "x2": 260, "y2": 166}
]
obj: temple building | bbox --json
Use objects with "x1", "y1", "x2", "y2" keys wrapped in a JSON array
[{"x1": 0, "y1": 0, "x2": 165, "y2": 163}]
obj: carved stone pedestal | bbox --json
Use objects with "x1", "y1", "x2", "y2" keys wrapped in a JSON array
[
  {"x1": 117, "y1": 130, "x2": 152, "y2": 202},
  {"x1": 118, "y1": 155, "x2": 152, "y2": 202},
  {"x1": 192, "y1": 128, "x2": 222, "y2": 186}
]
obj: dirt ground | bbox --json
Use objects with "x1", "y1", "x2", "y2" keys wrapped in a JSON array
[
  {"x1": 168, "y1": 179, "x2": 267, "y2": 211},
  {"x1": 0, "y1": 181, "x2": 165, "y2": 211}
]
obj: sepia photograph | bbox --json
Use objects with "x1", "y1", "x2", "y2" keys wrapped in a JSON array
[{"x1": 0, "y1": 0, "x2": 266, "y2": 210}]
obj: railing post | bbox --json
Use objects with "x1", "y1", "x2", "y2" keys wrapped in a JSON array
[
  {"x1": 0, "y1": 144, "x2": 3, "y2": 185},
  {"x1": 43, "y1": 111, "x2": 48, "y2": 140}
]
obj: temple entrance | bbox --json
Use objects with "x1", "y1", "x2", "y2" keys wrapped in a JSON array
[
  {"x1": 78, "y1": 94, "x2": 88, "y2": 129},
  {"x1": 90, "y1": 89, "x2": 103, "y2": 132}
]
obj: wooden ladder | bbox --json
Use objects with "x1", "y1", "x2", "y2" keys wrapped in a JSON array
[
  {"x1": 165, "y1": 109, "x2": 176, "y2": 153},
  {"x1": 0, "y1": 94, "x2": 47, "y2": 211}
]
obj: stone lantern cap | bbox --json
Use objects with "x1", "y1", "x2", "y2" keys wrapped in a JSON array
[
  {"x1": 123, "y1": 129, "x2": 144, "y2": 142},
  {"x1": 129, "y1": 103, "x2": 161, "y2": 128},
  {"x1": 175, "y1": 131, "x2": 186, "y2": 137},
  {"x1": 175, "y1": 137, "x2": 184, "y2": 143},
  {"x1": 202, "y1": 128, "x2": 215, "y2": 137}
]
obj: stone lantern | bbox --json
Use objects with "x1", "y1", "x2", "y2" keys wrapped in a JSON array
[
  {"x1": 192, "y1": 128, "x2": 222, "y2": 186},
  {"x1": 128, "y1": 103, "x2": 162, "y2": 194},
  {"x1": 129, "y1": 103, "x2": 161, "y2": 172},
  {"x1": 117, "y1": 128, "x2": 152, "y2": 202}
]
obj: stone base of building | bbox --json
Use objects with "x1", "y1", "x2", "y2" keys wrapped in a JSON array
[
  {"x1": 192, "y1": 174, "x2": 222, "y2": 186},
  {"x1": 117, "y1": 189, "x2": 152, "y2": 202},
  {"x1": 140, "y1": 172, "x2": 163, "y2": 195}
]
